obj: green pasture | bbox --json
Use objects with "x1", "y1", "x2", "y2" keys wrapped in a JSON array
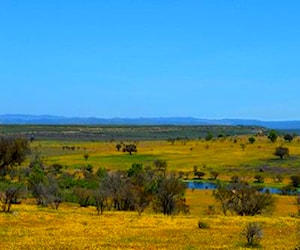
[{"x1": 30, "y1": 135, "x2": 300, "y2": 184}]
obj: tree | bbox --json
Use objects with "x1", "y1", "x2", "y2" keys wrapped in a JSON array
[
  {"x1": 254, "y1": 175, "x2": 264, "y2": 183},
  {"x1": 291, "y1": 175, "x2": 300, "y2": 188},
  {"x1": 28, "y1": 162, "x2": 62, "y2": 208},
  {"x1": 274, "y1": 146, "x2": 289, "y2": 159},
  {"x1": 100, "y1": 172, "x2": 138, "y2": 212},
  {"x1": 284, "y1": 134, "x2": 294, "y2": 142},
  {"x1": 248, "y1": 137, "x2": 256, "y2": 144},
  {"x1": 0, "y1": 184, "x2": 25, "y2": 212},
  {"x1": 73, "y1": 187, "x2": 92, "y2": 207},
  {"x1": 0, "y1": 136, "x2": 30, "y2": 176},
  {"x1": 153, "y1": 174, "x2": 187, "y2": 215},
  {"x1": 268, "y1": 130, "x2": 278, "y2": 143},
  {"x1": 213, "y1": 182, "x2": 274, "y2": 216},
  {"x1": 194, "y1": 171, "x2": 205, "y2": 179},
  {"x1": 210, "y1": 171, "x2": 219, "y2": 180},
  {"x1": 153, "y1": 160, "x2": 167, "y2": 176},
  {"x1": 205, "y1": 132, "x2": 213, "y2": 141},
  {"x1": 93, "y1": 179, "x2": 109, "y2": 215},
  {"x1": 128, "y1": 164, "x2": 156, "y2": 215},
  {"x1": 83, "y1": 154, "x2": 89, "y2": 161},
  {"x1": 116, "y1": 144, "x2": 122, "y2": 151},
  {"x1": 122, "y1": 144, "x2": 137, "y2": 155}
]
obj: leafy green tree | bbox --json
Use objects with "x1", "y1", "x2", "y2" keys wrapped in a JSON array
[
  {"x1": 248, "y1": 137, "x2": 256, "y2": 144},
  {"x1": 268, "y1": 130, "x2": 278, "y2": 142},
  {"x1": 127, "y1": 163, "x2": 143, "y2": 178},
  {"x1": 28, "y1": 160, "x2": 62, "y2": 208},
  {"x1": 0, "y1": 136, "x2": 30, "y2": 176}
]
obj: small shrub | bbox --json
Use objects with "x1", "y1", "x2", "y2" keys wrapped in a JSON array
[
  {"x1": 254, "y1": 175, "x2": 264, "y2": 183},
  {"x1": 291, "y1": 175, "x2": 300, "y2": 188},
  {"x1": 205, "y1": 132, "x2": 213, "y2": 141},
  {"x1": 274, "y1": 174, "x2": 283, "y2": 183},
  {"x1": 240, "y1": 143, "x2": 246, "y2": 150},
  {"x1": 242, "y1": 222, "x2": 263, "y2": 247},
  {"x1": 231, "y1": 175, "x2": 240, "y2": 183},
  {"x1": 198, "y1": 221, "x2": 209, "y2": 229},
  {"x1": 83, "y1": 154, "x2": 89, "y2": 161},
  {"x1": 206, "y1": 204, "x2": 216, "y2": 215},
  {"x1": 210, "y1": 171, "x2": 219, "y2": 180}
]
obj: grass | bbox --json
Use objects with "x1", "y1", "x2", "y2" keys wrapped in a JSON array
[
  {"x1": 0, "y1": 190, "x2": 299, "y2": 249},
  {"x1": 31, "y1": 136, "x2": 300, "y2": 183}
]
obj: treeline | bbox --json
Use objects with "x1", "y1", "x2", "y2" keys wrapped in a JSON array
[{"x1": 0, "y1": 136, "x2": 188, "y2": 215}]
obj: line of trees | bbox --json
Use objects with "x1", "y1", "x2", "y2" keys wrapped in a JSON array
[{"x1": 0, "y1": 136, "x2": 188, "y2": 215}]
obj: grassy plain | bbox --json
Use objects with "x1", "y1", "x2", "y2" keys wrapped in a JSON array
[
  {"x1": 32, "y1": 135, "x2": 300, "y2": 184},
  {"x1": 0, "y1": 190, "x2": 299, "y2": 249}
]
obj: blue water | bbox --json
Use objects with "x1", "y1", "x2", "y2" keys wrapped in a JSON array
[
  {"x1": 185, "y1": 181, "x2": 282, "y2": 194},
  {"x1": 186, "y1": 181, "x2": 217, "y2": 190}
]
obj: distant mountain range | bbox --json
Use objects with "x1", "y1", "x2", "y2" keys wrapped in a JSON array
[{"x1": 0, "y1": 114, "x2": 300, "y2": 130}]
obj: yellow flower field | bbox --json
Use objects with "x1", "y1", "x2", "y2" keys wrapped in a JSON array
[{"x1": 0, "y1": 190, "x2": 299, "y2": 249}]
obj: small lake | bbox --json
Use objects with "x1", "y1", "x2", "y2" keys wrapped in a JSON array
[{"x1": 185, "y1": 181, "x2": 282, "y2": 194}]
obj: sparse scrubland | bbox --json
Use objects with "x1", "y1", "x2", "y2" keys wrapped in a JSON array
[{"x1": 1, "y1": 125, "x2": 300, "y2": 249}]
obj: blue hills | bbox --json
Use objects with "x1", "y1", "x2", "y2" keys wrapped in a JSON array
[{"x1": 0, "y1": 114, "x2": 300, "y2": 130}]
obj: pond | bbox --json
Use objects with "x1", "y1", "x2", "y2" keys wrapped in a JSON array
[{"x1": 185, "y1": 181, "x2": 283, "y2": 194}]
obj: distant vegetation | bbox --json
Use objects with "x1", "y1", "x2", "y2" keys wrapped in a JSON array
[{"x1": 0, "y1": 124, "x2": 268, "y2": 141}]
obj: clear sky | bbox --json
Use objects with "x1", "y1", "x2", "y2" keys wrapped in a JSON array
[{"x1": 1, "y1": 0, "x2": 299, "y2": 120}]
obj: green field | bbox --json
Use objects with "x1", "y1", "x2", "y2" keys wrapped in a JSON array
[{"x1": 27, "y1": 132, "x2": 300, "y2": 184}]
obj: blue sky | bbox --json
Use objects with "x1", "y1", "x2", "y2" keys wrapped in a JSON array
[{"x1": 1, "y1": 0, "x2": 299, "y2": 120}]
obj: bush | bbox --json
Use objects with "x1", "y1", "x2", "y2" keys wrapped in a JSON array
[
  {"x1": 254, "y1": 175, "x2": 264, "y2": 183},
  {"x1": 205, "y1": 132, "x2": 213, "y2": 141},
  {"x1": 198, "y1": 221, "x2": 209, "y2": 229},
  {"x1": 242, "y1": 222, "x2": 263, "y2": 247},
  {"x1": 248, "y1": 137, "x2": 256, "y2": 144},
  {"x1": 83, "y1": 154, "x2": 89, "y2": 161},
  {"x1": 73, "y1": 187, "x2": 93, "y2": 207},
  {"x1": 274, "y1": 146, "x2": 289, "y2": 159},
  {"x1": 291, "y1": 175, "x2": 300, "y2": 188},
  {"x1": 284, "y1": 134, "x2": 293, "y2": 142},
  {"x1": 268, "y1": 130, "x2": 278, "y2": 142}
]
